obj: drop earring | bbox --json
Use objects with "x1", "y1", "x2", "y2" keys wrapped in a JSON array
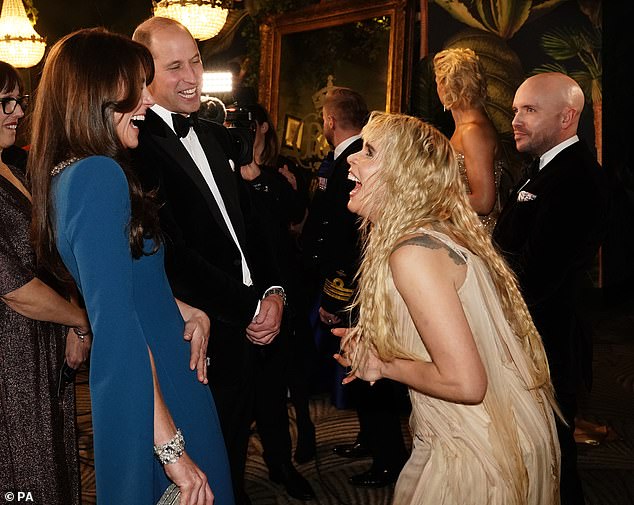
[{"x1": 443, "y1": 105, "x2": 446, "y2": 112}]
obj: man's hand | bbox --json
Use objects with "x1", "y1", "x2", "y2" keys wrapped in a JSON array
[
  {"x1": 246, "y1": 294, "x2": 283, "y2": 345},
  {"x1": 65, "y1": 327, "x2": 91, "y2": 369},
  {"x1": 176, "y1": 299, "x2": 210, "y2": 384},
  {"x1": 319, "y1": 306, "x2": 341, "y2": 326}
]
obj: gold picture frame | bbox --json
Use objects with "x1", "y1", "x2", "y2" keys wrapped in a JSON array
[
  {"x1": 283, "y1": 114, "x2": 304, "y2": 149},
  {"x1": 258, "y1": 0, "x2": 416, "y2": 129}
]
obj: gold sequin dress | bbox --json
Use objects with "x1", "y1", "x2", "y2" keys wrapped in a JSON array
[
  {"x1": 456, "y1": 152, "x2": 503, "y2": 234},
  {"x1": 391, "y1": 229, "x2": 560, "y2": 505}
]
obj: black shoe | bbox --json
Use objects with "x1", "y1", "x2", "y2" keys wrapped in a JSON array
[
  {"x1": 332, "y1": 441, "x2": 370, "y2": 459},
  {"x1": 270, "y1": 462, "x2": 316, "y2": 501},
  {"x1": 348, "y1": 468, "x2": 399, "y2": 488},
  {"x1": 295, "y1": 425, "x2": 316, "y2": 464}
]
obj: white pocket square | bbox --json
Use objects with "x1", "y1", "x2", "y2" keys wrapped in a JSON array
[{"x1": 517, "y1": 190, "x2": 537, "y2": 202}]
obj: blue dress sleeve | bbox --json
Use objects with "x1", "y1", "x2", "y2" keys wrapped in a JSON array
[{"x1": 53, "y1": 156, "x2": 155, "y2": 504}]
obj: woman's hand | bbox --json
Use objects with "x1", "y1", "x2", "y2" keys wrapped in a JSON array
[
  {"x1": 332, "y1": 327, "x2": 385, "y2": 385},
  {"x1": 240, "y1": 161, "x2": 261, "y2": 182},
  {"x1": 65, "y1": 325, "x2": 91, "y2": 369},
  {"x1": 163, "y1": 452, "x2": 214, "y2": 505},
  {"x1": 278, "y1": 164, "x2": 297, "y2": 190},
  {"x1": 176, "y1": 299, "x2": 211, "y2": 384}
]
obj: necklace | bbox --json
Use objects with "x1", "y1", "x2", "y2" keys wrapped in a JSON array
[{"x1": 51, "y1": 157, "x2": 81, "y2": 176}]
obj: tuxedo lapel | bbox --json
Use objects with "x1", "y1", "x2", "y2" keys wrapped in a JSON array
[
  {"x1": 495, "y1": 142, "x2": 582, "y2": 241},
  {"x1": 143, "y1": 109, "x2": 236, "y2": 243},
  {"x1": 195, "y1": 124, "x2": 247, "y2": 247}
]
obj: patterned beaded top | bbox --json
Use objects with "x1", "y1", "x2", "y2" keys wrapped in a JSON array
[{"x1": 51, "y1": 157, "x2": 81, "y2": 177}]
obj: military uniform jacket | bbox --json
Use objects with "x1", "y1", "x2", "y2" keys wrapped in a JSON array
[{"x1": 301, "y1": 138, "x2": 363, "y2": 314}]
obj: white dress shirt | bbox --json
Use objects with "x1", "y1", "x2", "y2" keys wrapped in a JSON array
[
  {"x1": 152, "y1": 104, "x2": 253, "y2": 286},
  {"x1": 334, "y1": 134, "x2": 362, "y2": 161},
  {"x1": 539, "y1": 135, "x2": 579, "y2": 171}
]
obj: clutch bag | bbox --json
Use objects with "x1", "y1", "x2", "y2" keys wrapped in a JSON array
[{"x1": 157, "y1": 484, "x2": 180, "y2": 505}]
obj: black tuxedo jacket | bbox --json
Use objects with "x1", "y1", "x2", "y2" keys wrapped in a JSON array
[
  {"x1": 493, "y1": 140, "x2": 609, "y2": 394},
  {"x1": 132, "y1": 110, "x2": 281, "y2": 377},
  {"x1": 301, "y1": 138, "x2": 363, "y2": 314}
]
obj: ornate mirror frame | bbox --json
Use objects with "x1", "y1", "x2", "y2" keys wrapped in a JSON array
[{"x1": 258, "y1": 0, "x2": 415, "y2": 128}]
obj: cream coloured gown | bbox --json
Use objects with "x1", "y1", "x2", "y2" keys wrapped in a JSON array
[{"x1": 391, "y1": 229, "x2": 560, "y2": 505}]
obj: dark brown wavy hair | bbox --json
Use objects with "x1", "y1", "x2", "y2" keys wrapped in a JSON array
[
  {"x1": 244, "y1": 103, "x2": 279, "y2": 166},
  {"x1": 0, "y1": 60, "x2": 23, "y2": 95},
  {"x1": 29, "y1": 28, "x2": 161, "y2": 280}
]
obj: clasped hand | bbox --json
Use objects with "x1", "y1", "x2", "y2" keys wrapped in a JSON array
[
  {"x1": 246, "y1": 294, "x2": 284, "y2": 345},
  {"x1": 332, "y1": 327, "x2": 385, "y2": 385}
]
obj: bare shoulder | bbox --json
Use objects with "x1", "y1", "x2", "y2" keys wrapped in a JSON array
[
  {"x1": 461, "y1": 121, "x2": 497, "y2": 152},
  {"x1": 389, "y1": 233, "x2": 468, "y2": 304}
]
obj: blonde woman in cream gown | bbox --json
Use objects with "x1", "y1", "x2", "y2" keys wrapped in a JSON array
[{"x1": 335, "y1": 112, "x2": 560, "y2": 505}]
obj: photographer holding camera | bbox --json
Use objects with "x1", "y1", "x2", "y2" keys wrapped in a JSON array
[
  {"x1": 132, "y1": 17, "x2": 284, "y2": 505},
  {"x1": 233, "y1": 103, "x2": 316, "y2": 500}
]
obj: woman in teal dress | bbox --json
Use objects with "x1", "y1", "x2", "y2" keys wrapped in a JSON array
[{"x1": 29, "y1": 29, "x2": 234, "y2": 505}]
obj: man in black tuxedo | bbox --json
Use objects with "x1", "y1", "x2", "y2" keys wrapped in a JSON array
[
  {"x1": 132, "y1": 17, "x2": 284, "y2": 505},
  {"x1": 301, "y1": 87, "x2": 408, "y2": 488},
  {"x1": 493, "y1": 73, "x2": 609, "y2": 505}
]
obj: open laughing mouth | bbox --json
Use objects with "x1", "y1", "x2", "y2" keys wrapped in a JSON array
[
  {"x1": 178, "y1": 87, "x2": 197, "y2": 100},
  {"x1": 348, "y1": 171, "x2": 361, "y2": 197},
  {"x1": 131, "y1": 115, "x2": 145, "y2": 128}
]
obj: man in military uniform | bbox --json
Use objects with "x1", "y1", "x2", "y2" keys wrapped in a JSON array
[{"x1": 301, "y1": 87, "x2": 408, "y2": 487}]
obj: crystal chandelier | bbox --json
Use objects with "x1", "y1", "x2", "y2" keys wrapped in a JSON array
[
  {"x1": 0, "y1": 0, "x2": 46, "y2": 68},
  {"x1": 153, "y1": 0, "x2": 230, "y2": 41}
]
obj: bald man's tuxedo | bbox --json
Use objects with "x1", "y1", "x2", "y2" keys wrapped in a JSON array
[{"x1": 493, "y1": 139, "x2": 609, "y2": 505}]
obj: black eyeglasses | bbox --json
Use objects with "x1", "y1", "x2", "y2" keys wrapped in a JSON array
[{"x1": 0, "y1": 95, "x2": 29, "y2": 114}]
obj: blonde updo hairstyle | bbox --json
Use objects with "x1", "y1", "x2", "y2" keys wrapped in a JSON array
[
  {"x1": 433, "y1": 47, "x2": 487, "y2": 110},
  {"x1": 347, "y1": 112, "x2": 556, "y2": 407}
]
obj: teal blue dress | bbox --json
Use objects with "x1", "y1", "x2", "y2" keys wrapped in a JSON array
[{"x1": 51, "y1": 156, "x2": 234, "y2": 505}]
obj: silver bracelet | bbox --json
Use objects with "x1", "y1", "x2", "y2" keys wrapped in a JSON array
[{"x1": 154, "y1": 428, "x2": 185, "y2": 465}]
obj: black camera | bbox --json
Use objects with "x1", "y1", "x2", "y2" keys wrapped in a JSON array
[
  {"x1": 198, "y1": 97, "x2": 255, "y2": 167},
  {"x1": 224, "y1": 105, "x2": 256, "y2": 167}
]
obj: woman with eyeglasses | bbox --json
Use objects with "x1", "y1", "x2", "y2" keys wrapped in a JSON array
[{"x1": 0, "y1": 60, "x2": 90, "y2": 504}]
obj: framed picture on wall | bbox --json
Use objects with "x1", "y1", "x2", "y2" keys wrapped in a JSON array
[{"x1": 283, "y1": 114, "x2": 304, "y2": 149}]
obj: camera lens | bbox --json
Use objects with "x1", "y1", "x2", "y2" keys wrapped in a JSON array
[{"x1": 227, "y1": 127, "x2": 254, "y2": 166}]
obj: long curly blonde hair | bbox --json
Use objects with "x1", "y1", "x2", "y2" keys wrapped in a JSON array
[{"x1": 347, "y1": 112, "x2": 555, "y2": 403}]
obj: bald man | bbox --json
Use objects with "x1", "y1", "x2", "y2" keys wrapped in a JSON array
[{"x1": 493, "y1": 73, "x2": 609, "y2": 505}]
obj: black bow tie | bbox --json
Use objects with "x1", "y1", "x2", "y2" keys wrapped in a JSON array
[
  {"x1": 527, "y1": 157, "x2": 540, "y2": 180},
  {"x1": 172, "y1": 112, "x2": 198, "y2": 138}
]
